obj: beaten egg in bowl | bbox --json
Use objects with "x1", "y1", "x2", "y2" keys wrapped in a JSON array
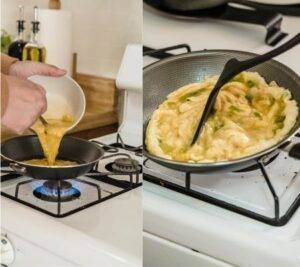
[{"x1": 146, "y1": 72, "x2": 298, "y2": 162}]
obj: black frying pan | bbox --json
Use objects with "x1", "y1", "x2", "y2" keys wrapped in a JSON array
[
  {"x1": 144, "y1": 0, "x2": 297, "y2": 46},
  {"x1": 1, "y1": 136, "x2": 104, "y2": 180},
  {"x1": 143, "y1": 49, "x2": 300, "y2": 173},
  {"x1": 144, "y1": 0, "x2": 300, "y2": 15}
]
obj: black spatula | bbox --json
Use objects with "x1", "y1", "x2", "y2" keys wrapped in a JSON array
[{"x1": 191, "y1": 33, "x2": 300, "y2": 146}]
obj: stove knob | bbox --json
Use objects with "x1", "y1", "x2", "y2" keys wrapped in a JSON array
[{"x1": 0, "y1": 234, "x2": 14, "y2": 266}]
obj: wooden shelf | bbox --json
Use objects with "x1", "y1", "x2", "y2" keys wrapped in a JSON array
[{"x1": 72, "y1": 73, "x2": 118, "y2": 132}]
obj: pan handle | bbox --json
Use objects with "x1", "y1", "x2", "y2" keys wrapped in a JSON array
[
  {"x1": 90, "y1": 140, "x2": 118, "y2": 153},
  {"x1": 143, "y1": 44, "x2": 191, "y2": 58},
  {"x1": 9, "y1": 163, "x2": 27, "y2": 175}
]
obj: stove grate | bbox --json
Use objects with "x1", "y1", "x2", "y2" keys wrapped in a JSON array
[
  {"x1": 91, "y1": 133, "x2": 143, "y2": 157},
  {"x1": 1, "y1": 168, "x2": 141, "y2": 218},
  {"x1": 144, "y1": 157, "x2": 300, "y2": 226}
]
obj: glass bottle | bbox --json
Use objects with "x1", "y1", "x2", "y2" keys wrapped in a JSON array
[
  {"x1": 22, "y1": 6, "x2": 46, "y2": 62},
  {"x1": 8, "y1": 6, "x2": 27, "y2": 60}
]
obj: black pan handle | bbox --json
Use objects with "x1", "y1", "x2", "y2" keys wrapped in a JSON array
[
  {"x1": 91, "y1": 140, "x2": 118, "y2": 153},
  {"x1": 143, "y1": 44, "x2": 191, "y2": 57},
  {"x1": 232, "y1": 33, "x2": 300, "y2": 72}
]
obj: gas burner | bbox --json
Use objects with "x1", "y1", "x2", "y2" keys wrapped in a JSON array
[
  {"x1": 106, "y1": 161, "x2": 142, "y2": 174},
  {"x1": 33, "y1": 180, "x2": 81, "y2": 202},
  {"x1": 234, "y1": 154, "x2": 279, "y2": 173},
  {"x1": 111, "y1": 158, "x2": 141, "y2": 173},
  {"x1": 1, "y1": 157, "x2": 142, "y2": 217}
]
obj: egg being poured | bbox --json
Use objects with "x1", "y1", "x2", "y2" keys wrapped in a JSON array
[{"x1": 26, "y1": 115, "x2": 75, "y2": 166}]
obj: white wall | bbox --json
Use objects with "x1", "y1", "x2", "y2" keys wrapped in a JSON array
[{"x1": 1, "y1": 0, "x2": 142, "y2": 78}]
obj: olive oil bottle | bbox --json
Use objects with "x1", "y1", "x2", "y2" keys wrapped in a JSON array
[
  {"x1": 22, "y1": 6, "x2": 46, "y2": 63},
  {"x1": 8, "y1": 6, "x2": 27, "y2": 60}
]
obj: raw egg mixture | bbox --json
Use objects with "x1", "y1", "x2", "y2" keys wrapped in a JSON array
[{"x1": 24, "y1": 115, "x2": 77, "y2": 166}]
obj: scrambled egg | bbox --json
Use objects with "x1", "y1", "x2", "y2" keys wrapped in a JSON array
[{"x1": 146, "y1": 72, "x2": 298, "y2": 162}]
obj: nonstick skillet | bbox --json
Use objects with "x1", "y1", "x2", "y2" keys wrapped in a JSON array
[
  {"x1": 144, "y1": 0, "x2": 300, "y2": 46},
  {"x1": 144, "y1": 0, "x2": 300, "y2": 16},
  {"x1": 143, "y1": 48, "x2": 300, "y2": 173},
  {"x1": 1, "y1": 136, "x2": 105, "y2": 180}
]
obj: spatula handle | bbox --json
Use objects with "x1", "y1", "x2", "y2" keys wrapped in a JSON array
[
  {"x1": 239, "y1": 33, "x2": 300, "y2": 71},
  {"x1": 214, "y1": 33, "x2": 300, "y2": 90}
]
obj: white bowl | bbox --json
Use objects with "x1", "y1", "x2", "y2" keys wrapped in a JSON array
[{"x1": 28, "y1": 75, "x2": 86, "y2": 131}]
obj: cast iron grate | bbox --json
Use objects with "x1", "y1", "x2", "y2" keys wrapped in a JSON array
[
  {"x1": 1, "y1": 168, "x2": 142, "y2": 218},
  {"x1": 143, "y1": 156, "x2": 300, "y2": 226}
]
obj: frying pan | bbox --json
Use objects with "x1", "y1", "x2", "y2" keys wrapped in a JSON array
[
  {"x1": 143, "y1": 49, "x2": 300, "y2": 173},
  {"x1": 1, "y1": 136, "x2": 104, "y2": 180},
  {"x1": 144, "y1": 0, "x2": 296, "y2": 46},
  {"x1": 144, "y1": 0, "x2": 300, "y2": 15}
]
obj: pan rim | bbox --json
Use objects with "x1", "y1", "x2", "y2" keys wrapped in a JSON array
[
  {"x1": 143, "y1": 120, "x2": 297, "y2": 168},
  {"x1": 144, "y1": 49, "x2": 300, "y2": 73},
  {"x1": 143, "y1": 49, "x2": 300, "y2": 168},
  {"x1": 1, "y1": 135, "x2": 105, "y2": 169}
]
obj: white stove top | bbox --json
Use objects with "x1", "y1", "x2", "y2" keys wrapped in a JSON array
[
  {"x1": 143, "y1": 7, "x2": 300, "y2": 267},
  {"x1": 145, "y1": 136, "x2": 300, "y2": 218},
  {"x1": 1, "y1": 134, "x2": 142, "y2": 267}
]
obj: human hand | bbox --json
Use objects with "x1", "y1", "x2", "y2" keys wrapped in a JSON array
[
  {"x1": 1, "y1": 75, "x2": 47, "y2": 134},
  {"x1": 9, "y1": 61, "x2": 67, "y2": 79}
]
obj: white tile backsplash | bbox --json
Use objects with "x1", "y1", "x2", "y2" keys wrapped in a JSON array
[{"x1": 1, "y1": 0, "x2": 142, "y2": 79}]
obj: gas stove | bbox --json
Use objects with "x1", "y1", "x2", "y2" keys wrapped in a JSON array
[
  {"x1": 143, "y1": 9, "x2": 300, "y2": 267},
  {"x1": 1, "y1": 44, "x2": 143, "y2": 267},
  {"x1": 1, "y1": 134, "x2": 142, "y2": 218},
  {"x1": 144, "y1": 134, "x2": 300, "y2": 226},
  {"x1": 1, "y1": 134, "x2": 143, "y2": 267}
]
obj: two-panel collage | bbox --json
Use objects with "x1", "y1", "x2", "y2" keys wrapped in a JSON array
[{"x1": 0, "y1": 0, "x2": 300, "y2": 266}]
